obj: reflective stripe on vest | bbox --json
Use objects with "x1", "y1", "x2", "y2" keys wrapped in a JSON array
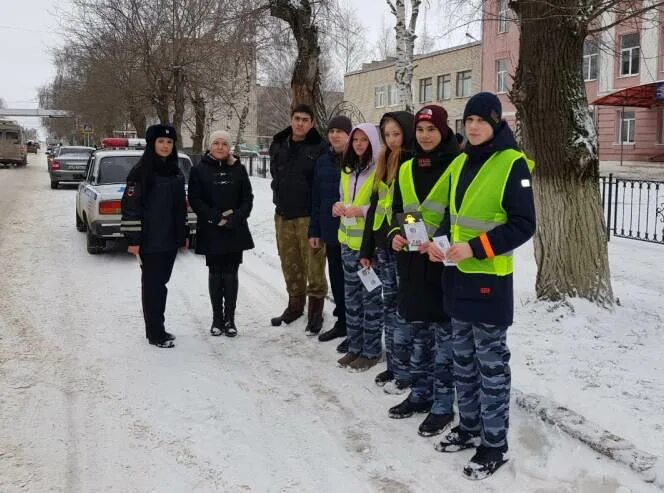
[
  {"x1": 338, "y1": 169, "x2": 376, "y2": 250},
  {"x1": 399, "y1": 159, "x2": 452, "y2": 237},
  {"x1": 372, "y1": 180, "x2": 394, "y2": 231},
  {"x1": 449, "y1": 149, "x2": 535, "y2": 276}
]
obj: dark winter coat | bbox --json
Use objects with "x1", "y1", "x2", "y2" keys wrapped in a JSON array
[
  {"x1": 121, "y1": 152, "x2": 187, "y2": 254},
  {"x1": 435, "y1": 121, "x2": 536, "y2": 326},
  {"x1": 388, "y1": 129, "x2": 460, "y2": 323},
  {"x1": 360, "y1": 111, "x2": 415, "y2": 259},
  {"x1": 309, "y1": 145, "x2": 342, "y2": 245},
  {"x1": 269, "y1": 126, "x2": 327, "y2": 219},
  {"x1": 187, "y1": 153, "x2": 254, "y2": 255}
]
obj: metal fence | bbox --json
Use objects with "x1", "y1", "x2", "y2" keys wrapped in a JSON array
[
  {"x1": 187, "y1": 154, "x2": 271, "y2": 179},
  {"x1": 600, "y1": 174, "x2": 664, "y2": 244}
]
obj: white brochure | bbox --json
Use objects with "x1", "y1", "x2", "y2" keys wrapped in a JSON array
[
  {"x1": 433, "y1": 235, "x2": 457, "y2": 266},
  {"x1": 357, "y1": 266, "x2": 382, "y2": 292},
  {"x1": 404, "y1": 220, "x2": 429, "y2": 251}
]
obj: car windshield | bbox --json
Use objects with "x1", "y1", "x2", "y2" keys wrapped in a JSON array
[
  {"x1": 59, "y1": 147, "x2": 93, "y2": 156},
  {"x1": 97, "y1": 156, "x2": 191, "y2": 184}
]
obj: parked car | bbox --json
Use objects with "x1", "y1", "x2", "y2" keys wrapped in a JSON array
[
  {"x1": 0, "y1": 120, "x2": 27, "y2": 166},
  {"x1": 75, "y1": 142, "x2": 196, "y2": 254},
  {"x1": 49, "y1": 146, "x2": 95, "y2": 189},
  {"x1": 26, "y1": 140, "x2": 39, "y2": 153}
]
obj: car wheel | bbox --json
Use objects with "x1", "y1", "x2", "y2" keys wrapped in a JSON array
[
  {"x1": 86, "y1": 228, "x2": 105, "y2": 254},
  {"x1": 76, "y1": 211, "x2": 87, "y2": 232},
  {"x1": 50, "y1": 180, "x2": 58, "y2": 189}
]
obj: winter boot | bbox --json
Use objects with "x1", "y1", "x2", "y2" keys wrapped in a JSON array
[
  {"x1": 304, "y1": 296, "x2": 325, "y2": 335},
  {"x1": 374, "y1": 369, "x2": 394, "y2": 387},
  {"x1": 462, "y1": 445, "x2": 509, "y2": 480},
  {"x1": 149, "y1": 339, "x2": 175, "y2": 348},
  {"x1": 164, "y1": 331, "x2": 176, "y2": 341},
  {"x1": 435, "y1": 426, "x2": 482, "y2": 453},
  {"x1": 223, "y1": 270, "x2": 239, "y2": 337},
  {"x1": 337, "y1": 352, "x2": 360, "y2": 368},
  {"x1": 348, "y1": 356, "x2": 380, "y2": 372},
  {"x1": 336, "y1": 338, "x2": 349, "y2": 354},
  {"x1": 270, "y1": 295, "x2": 305, "y2": 326},
  {"x1": 208, "y1": 269, "x2": 225, "y2": 336},
  {"x1": 318, "y1": 319, "x2": 347, "y2": 342},
  {"x1": 388, "y1": 397, "x2": 432, "y2": 419},
  {"x1": 418, "y1": 412, "x2": 454, "y2": 437}
]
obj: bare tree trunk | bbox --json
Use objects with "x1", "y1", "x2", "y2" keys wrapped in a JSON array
[
  {"x1": 269, "y1": 0, "x2": 326, "y2": 127},
  {"x1": 172, "y1": 68, "x2": 186, "y2": 137},
  {"x1": 153, "y1": 78, "x2": 171, "y2": 124},
  {"x1": 387, "y1": 0, "x2": 421, "y2": 113},
  {"x1": 511, "y1": 0, "x2": 613, "y2": 305},
  {"x1": 190, "y1": 90, "x2": 206, "y2": 153},
  {"x1": 128, "y1": 103, "x2": 146, "y2": 138}
]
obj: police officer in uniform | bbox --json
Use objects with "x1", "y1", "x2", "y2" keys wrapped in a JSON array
[{"x1": 121, "y1": 124, "x2": 188, "y2": 348}]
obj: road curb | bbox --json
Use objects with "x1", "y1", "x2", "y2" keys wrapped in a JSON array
[{"x1": 514, "y1": 389, "x2": 662, "y2": 488}]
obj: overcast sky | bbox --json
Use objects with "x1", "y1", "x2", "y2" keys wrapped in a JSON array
[{"x1": 0, "y1": 0, "x2": 479, "y2": 137}]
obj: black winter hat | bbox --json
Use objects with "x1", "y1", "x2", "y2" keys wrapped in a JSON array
[
  {"x1": 327, "y1": 115, "x2": 352, "y2": 135},
  {"x1": 463, "y1": 92, "x2": 502, "y2": 132},
  {"x1": 414, "y1": 105, "x2": 449, "y2": 140},
  {"x1": 145, "y1": 124, "x2": 177, "y2": 143}
]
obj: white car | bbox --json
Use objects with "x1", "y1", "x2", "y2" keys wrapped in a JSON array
[{"x1": 75, "y1": 145, "x2": 196, "y2": 254}]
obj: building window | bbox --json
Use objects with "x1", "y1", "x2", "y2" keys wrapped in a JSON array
[
  {"x1": 496, "y1": 59, "x2": 509, "y2": 93},
  {"x1": 374, "y1": 86, "x2": 386, "y2": 108},
  {"x1": 456, "y1": 70, "x2": 472, "y2": 97},
  {"x1": 619, "y1": 111, "x2": 635, "y2": 143},
  {"x1": 620, "y1": 33, "x2": 640, "y2": 76},
  {"x1": 455, "y1": 119, "x2": 465, "y2": 138},
  {"x1": 498, "y1": 0, "x2": 509, "y2": 33},
  {"x1": 387, "y1": 84, "x2": 399, "y2": 106},
  {"x1": 419, "y1": 77, "x2": 433, "y2": 103},
  {"x1": 437, "y1": 74, "x2": 451, "y2": 100},
  {"x1": 582, "y1": 39, "x2": 599, "y2": 81}
]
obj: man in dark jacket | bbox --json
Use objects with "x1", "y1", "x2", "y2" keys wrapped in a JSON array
[
  {"x1": 308, "y1": 115, "x2": 352, "y2": 344},
  {"x1": 269, "y1": 104, "x2": 328, "y2": 329}
]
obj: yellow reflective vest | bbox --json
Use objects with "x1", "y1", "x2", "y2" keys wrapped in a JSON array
[
  {"x1": 372, "y1": 180, "x2": 394, "y2": 231},
  {"x1": 449, "y1": 149, "x2": 535, "y2": 275},
  {"x1": 338, "y1": 169, "x2": 376, "y2": 250}
]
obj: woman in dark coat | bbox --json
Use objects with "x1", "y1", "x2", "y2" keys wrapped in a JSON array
[
  {"x1": 121, "y1": 124, "x2": 187, "y2": 349},
  {"x1": 188, "y1": 130, "x2": 254, "y2": 337}
]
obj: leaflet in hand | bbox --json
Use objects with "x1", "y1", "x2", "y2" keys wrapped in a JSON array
[
  {"x1": 343, "y1": 204, "x2": 357, "y2": 226},
  {"x1": 357, "y1": 266, "x2": 382, "y2": 292},
  {"x1": 433, "y1": 235, "x2": 456, "y2": 266},
  {"x1": 396, "y1": 212, "x2": 428, "y2": 251}
]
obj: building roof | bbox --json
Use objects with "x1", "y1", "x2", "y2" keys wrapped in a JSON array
[{"x1": 344, "y1": 41, "x2": 482, "y2": 77}]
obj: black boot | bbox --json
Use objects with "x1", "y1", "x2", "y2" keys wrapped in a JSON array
[
  {"x1": 223, "y1": 269, "x2": 239, "y2": 337},
  {"x1": 208, "y1": 269, "x2": 224, "y2": 336},
  {"x1": 336, "y1": 337, "x2": 349, "y2": 354},
  {"x1": 388, "y1": 397, "x2": 432, "y2": 419},
  {"x1": 318, "y1": 319, "x2": 346, "y2": 342},
  {"x1": 305, "y1": 296, "x2": 324, "y2": 335},
  {"x1": 418, "y1": 412, "x2": 454, "y2": 437}
]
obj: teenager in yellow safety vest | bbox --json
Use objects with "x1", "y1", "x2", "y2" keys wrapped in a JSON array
[
  {"x1": 428, "y1": 92, "x2": 536, "y2": 480},
  {"x1": 359, "y1": 111, "x2": 414, "y2": 388},
  {"x1": 333, "y1": 123, "x2": 384, "y2": 373},
  {"x1": 386, "y1": 105, "x2": 461, "y2": 438}
]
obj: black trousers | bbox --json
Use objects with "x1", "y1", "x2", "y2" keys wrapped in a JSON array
[
  {"x1": 140, "y1": 250, "x2": 177, "y2": 342},
  {"x1": 325, "y1": 242, "x2": 345, "y2": 323}
]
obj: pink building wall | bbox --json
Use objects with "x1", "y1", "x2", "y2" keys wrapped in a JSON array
[{"x1": 481, "y1": 1, "x2": 664, "y2": 164}]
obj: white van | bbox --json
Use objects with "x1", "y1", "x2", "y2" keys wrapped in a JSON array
[{"x1": 0, "y1": 120, "x2": 27, "y2": 166}]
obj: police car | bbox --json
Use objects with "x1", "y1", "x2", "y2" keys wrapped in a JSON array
[{"x1": 75, "y1": 138, "x2": 196, "y2": 254}]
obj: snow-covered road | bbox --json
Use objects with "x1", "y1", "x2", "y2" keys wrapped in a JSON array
[{"x1": 0, "y1": 154, "x2": 661, "y2": 492}]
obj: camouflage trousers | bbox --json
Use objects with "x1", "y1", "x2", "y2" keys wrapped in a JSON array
[
  {"x1": 341, "y1": 245, "x2": 383, "y2": 359},
  {"x1": 394, "y1": 316, "x2": 454, "y2": 412},
  {"x1": 275, "y1": 215, "x2": 328, "y2": 298},
  {"x1": 452, "y1": 318, "x2": 511, "y2": 448},
  {"x1": 375, "y1": 248, "x2": 398, "y2": 371}
]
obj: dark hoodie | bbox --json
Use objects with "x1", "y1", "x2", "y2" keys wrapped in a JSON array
[
  {"x1": 269, "y1": 126, "x2": 327, "y2": 219},
  {"x1": 121, "y1": 141, "x2": 187, "y2": 252},
  {"x1": 359, "y1": 111, "x2": 415, "y2": 259},
  {"x1": 435, "y1": 121, "x2": 536, "y2": 326},
  {"x1": 388, "y1": 128, "x2": 460, "y2": 323}
]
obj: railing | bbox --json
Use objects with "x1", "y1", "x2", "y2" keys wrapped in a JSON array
[
  {"x1": 600, "y1": 174, "x2": 664, "y2": 244},
  {"x1": 186, "y1": 153, "x2": 271, "y2": 179}
]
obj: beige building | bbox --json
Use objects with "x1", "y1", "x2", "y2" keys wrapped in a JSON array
[{"x1": 344, "y1": 41, "x2": 482, "y2": 135}]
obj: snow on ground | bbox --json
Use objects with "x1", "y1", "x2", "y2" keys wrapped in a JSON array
[{"x1": 0, "y1": 154, "x2": 662, "y2": 492}]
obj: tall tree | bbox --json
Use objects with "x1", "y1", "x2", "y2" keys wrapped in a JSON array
[
  {"x1": 386, "y1": 0, "x2": 422, "y2": 112},
  {"x1": 508, "y1": 0, "x2": 663, "y2": 304}
]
